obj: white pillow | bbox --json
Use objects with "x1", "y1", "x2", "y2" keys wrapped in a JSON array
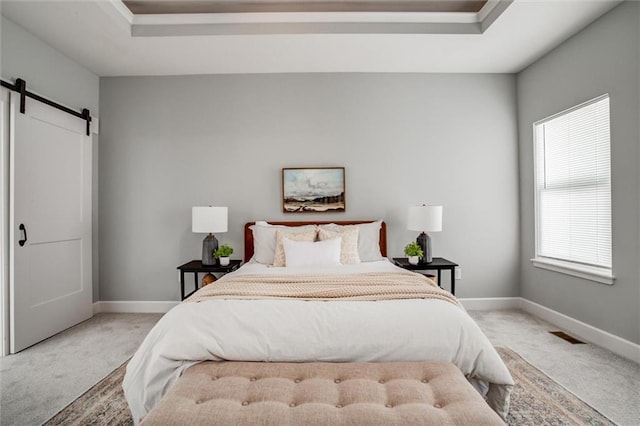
[
  {"x1": 355, "y1": 220, "x2": 383, "y2": 261},
  {"x1": 319, "y1": 220, "x2": 383, "y2": 262},
  {"x1": 250, "y1": 222, "x2": 317, "y2": 264},
  {"x1": 318, "y1": 226, "x2": 361, "y2": 264},
  {"x1": 273, "y1": 229, "x2": 318, "y2": 267},
  {"x1": 283, "y1": 237, "x2": 342, "y2": 267}
]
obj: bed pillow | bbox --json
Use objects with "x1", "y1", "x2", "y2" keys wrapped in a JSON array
[
  {"x1": 250, "y1": 222, "x2": 316, "y2": 264},
  {"x1": 273, "y1": 229, "x2": 318, "y2": 267},
  {"x1": 319, "y1": 220, "x2": 383, "y2": 262},
  {"x1": 283, "y1": 237, "x2": 342, "y2": 267},
  {"x1": 355, "y1": 220, "x2": 383, "y2": 261},
  {"x1": 318, "y1": 226, "x2": 360, "y2": 264}
]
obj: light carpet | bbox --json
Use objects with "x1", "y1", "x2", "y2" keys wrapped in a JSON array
[
  {"x1": 0, "y1": 313, "x2": 162, "y2": 425},
  {"x1": 43, "y1": 346, "x2": 614, "y2": 425},
  {"x1": 468, "y1": 309, "x2": 639, "y2": 425}
]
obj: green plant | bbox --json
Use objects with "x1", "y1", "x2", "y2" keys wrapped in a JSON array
[
  {"x1": 214, "y1": 244, "x2": 234, "y2": 258},
  {"x1": 404, "y1": 241, "x2": 423, "y2": 258}
]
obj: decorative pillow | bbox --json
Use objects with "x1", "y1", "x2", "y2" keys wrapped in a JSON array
[
  {"x1": 273, "y1": 229, "x2": 318, "y2": 267},
  {"x1": 283, "y1": 237, "x2": 341, "y2": 267},
  {"x1": 250, "y1": 222, "x2": 316, "y2": 264},
  {"x1": 319, "y1": 220, "x2": 382, "y2": 262},
  {"x1": 318, "y1": 226, "x2": 360, "y2": 264}
]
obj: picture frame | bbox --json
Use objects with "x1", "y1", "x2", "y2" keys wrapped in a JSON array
[{"x1": 282, "y1": 167, "x2": 346, "y2": 213}]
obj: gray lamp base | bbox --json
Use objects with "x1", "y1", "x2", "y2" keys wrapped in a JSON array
[
  {"x1": 202, "y1": 233, "x2": 219, "y2": 266},
  {"x1": 416, "y1": 232, "x2": 433, "y2": 264}
]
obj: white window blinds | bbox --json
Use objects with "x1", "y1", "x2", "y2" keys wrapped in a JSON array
[{"x1": 534, "y1": 95, "x2": 612, "y2": 271}]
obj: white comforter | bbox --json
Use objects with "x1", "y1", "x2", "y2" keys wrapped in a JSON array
[{"x1": 123, "y1": 260, "x2": 513, "y2": 423}]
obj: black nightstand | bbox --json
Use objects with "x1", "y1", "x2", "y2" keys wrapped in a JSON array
[
  {"x1": 177, "y1": 259, "x2": 242, "y2": 300},
  {"x1": 393, "y1": 257, "x2": 459, "y2": 295}
]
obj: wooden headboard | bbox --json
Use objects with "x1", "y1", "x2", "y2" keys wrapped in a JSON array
[{"x1": 244, "y1": 221, "x2": 387, "y2": 262}]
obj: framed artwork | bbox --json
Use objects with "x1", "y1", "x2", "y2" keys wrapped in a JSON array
[{"x1": 282, "y1": 167, "x2": 346, "y2": 213}]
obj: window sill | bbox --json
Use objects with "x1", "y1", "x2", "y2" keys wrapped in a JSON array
[{"x1": 531, "y1": 258, "x2": 615, "y2": 285}]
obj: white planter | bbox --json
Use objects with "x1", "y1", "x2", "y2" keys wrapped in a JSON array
[
  {"x1": 408, "y1": 256, "x2": 419, "y2": 265},
  {"x1": 219, "y1": 257, "x2": 230, "y2": 266}
]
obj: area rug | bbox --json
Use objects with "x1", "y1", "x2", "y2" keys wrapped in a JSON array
[
  {"x1": 496, "y1": 347, "x2": 614, "y2": 426},
  {"x1": 44, "y1": 347, "x2": 615, "y2": 425},
  {"x1": 43, "y1": 359, "x2": 132, "y2": 426}
]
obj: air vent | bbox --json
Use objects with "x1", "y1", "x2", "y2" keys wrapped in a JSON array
[{"x1": 549, "y1": 331, "x2": 585, "y2": 344}]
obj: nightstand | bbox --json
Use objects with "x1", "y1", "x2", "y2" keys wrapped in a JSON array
[
  {"x1": 177, "y1": 259, "x2": 242, "y2": 300},
  {"x1": 393, "y1": 257, "x2": 459, "y2": 295}
]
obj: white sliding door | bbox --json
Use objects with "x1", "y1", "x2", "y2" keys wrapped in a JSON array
[
  {"x1": 1, "y1": 89, "x2": 9, "y2": 356},
  {"x1": 9, "y1": 92, "x2": 92, "y2": 353}
]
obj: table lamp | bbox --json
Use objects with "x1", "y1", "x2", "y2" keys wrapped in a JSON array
[
  {"x1": 407, "y1": 204, "x2": 443, "y2": 264},
  {"x1": 192, "y1": 206, "x2": 228, "y2": 266}
]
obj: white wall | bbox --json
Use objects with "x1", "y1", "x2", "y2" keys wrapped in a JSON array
[
  {"x1": 0, "y1": 17, "x2": 99, "y2": 114},
  {"x1": 0, "y1": 16, "x2": 100, "y2": 301},
  {"x1": 517, "y1": 2, "x2": 640, "y2": 344},
  {"x1": 99, "y1": 73, "x2": 519, "y2": 301}
]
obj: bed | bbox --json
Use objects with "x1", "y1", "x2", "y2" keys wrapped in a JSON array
[{"x1": 123, "y1": 220, "x2": 513, "y2": 424}]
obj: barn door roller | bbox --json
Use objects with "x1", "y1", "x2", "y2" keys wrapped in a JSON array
[{"x1": 0, "y1": 78, "x2": 92, "y2": 136}]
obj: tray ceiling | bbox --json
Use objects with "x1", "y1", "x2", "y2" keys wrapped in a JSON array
[
  {"x1": 0, "y1": 0, "x2": 622, "y2": 76},
  {"x1": 123, "y1": 0, "x2": 488, "y2": 14}
]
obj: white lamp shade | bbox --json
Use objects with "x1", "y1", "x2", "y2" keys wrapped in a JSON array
[
  {"x1": 408, "y1": 205, "x2": 443, "y2": 232},
  {"x1": 192, "y1": 206, "x2": 228, "y2": 233}
]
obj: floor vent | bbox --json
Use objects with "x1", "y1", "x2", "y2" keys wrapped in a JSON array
[{"x1": 549, "y1": 331, "x2": 585, "y2": 344}]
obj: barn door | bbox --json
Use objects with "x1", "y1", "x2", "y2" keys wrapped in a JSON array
[{"x1": 9, "y1": 91, "x2": 92, "y2": 353}]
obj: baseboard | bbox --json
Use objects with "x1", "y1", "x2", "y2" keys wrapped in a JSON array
[
  {"x1": 93, "y1": 301, "x2": 178, "y2": 314},
  {"x1": 456, "y1": 297, "x2": 639, "y2": 363},
  {"x1": 519, "y1": 298, "x2": 640, "y2": 364},
  {"x1": 458, "y1": 297, "x2": 521, "y2": 311}
]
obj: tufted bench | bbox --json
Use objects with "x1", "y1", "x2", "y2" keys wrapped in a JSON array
[{"x1": 141, "y1": 361, "x2": 505, "y2": 425}]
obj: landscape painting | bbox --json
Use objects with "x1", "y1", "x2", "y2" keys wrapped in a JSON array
[{"x1": 282, "y1": 167, "x2": 346, "y2": 213}]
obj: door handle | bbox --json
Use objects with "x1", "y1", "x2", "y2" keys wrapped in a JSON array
[{"x1": 18, "y1": 223, "x2": 27, "y2": 247}]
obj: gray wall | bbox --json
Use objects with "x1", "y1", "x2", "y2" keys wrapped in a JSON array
[
  {"x1": 99, "y1": 73, "x2": 519, "y2": 301},
  {"x1": 0, "y1": 16, "x2": 101, "y2": 301},
  {"x1": 517, "y1": 2, "x2": 640, "y2": 344}
]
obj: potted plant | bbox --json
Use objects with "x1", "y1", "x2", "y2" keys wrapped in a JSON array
[
  {"x1": 404, "y1": 242, "x2": 423, "y2": 265},
  {"x1": 213, "y1": 244, "x2": 234, "y2": 266}
]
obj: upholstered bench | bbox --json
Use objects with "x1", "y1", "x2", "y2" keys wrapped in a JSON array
[{"x1": 141, "y1": 361, "x2": 505, "y2": 425}]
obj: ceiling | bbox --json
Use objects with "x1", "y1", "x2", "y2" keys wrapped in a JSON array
[{"x1": 0, "y1": 0, "x2": 621, "y2": 76}]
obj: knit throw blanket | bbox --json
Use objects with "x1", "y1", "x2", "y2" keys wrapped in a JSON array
[{"x1": 186, "y1": 271, "x2": 459, "y2": 306}]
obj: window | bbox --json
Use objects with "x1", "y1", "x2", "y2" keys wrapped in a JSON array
[{"x1": 532, "y1": 94, "x2": 614, "y2": 284}]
